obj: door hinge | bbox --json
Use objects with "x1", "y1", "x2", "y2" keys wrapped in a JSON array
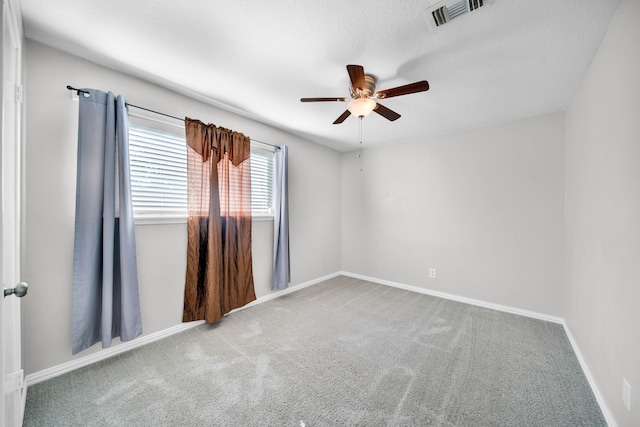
[
  {"x1": 3, "y1": 369, "x2": 24, "y2": 394},
  {"x1": 15, "y1": 84, "x2": 23, "y2": 104}
]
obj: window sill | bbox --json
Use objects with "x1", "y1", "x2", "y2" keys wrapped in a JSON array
[
  {"x1": 134, "y1": 215, "x2": 274, "y2": 226},
  {"x1": 135, "y1": 216, "x2": 187, "y2": 226},
  {"x1": 252, "y1": 215, "x2": 275, "y2": 222}
]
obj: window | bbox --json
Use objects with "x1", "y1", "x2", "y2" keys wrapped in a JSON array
[
  {"x1": 129, "y1": 120, "x2": 188, "y2": 219},
  {"x1": 128, "y1": 115, "x2": 274, "y2": 221},
  {"x1": 250, "y1": 147, "x2": 274, "y2": 216}
]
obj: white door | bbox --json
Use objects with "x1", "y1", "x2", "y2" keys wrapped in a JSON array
[{"x1": 1, "y1": 0, "x2": 24, "y2": 426}]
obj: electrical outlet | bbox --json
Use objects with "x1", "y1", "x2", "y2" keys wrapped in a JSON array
[
  {"x1": 429, "y1": 268, "x2": 436, "y2": 279},
  {"x1": 623, "y1": 378, "x2": 631, "y2": 411}
]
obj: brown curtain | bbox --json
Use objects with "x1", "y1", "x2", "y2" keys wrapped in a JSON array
[{"x1": 182, "y1": 117, "x2": 256, "y2": 323}]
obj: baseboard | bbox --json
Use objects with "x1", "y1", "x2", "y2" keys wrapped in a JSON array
[
  {"x1": 562, "y1": 321, "x2": 618, "y2": 427},
  {"x1": 24, "y1": 271, "x2": 341, "y2": 388},
  {"x1": 341, "y1": 271, "x2": 563, "y2": 324},
  {"x1": 25, "y1": 321, "x2": 205, "y2": 387},
  {"x1": 233, "y1": 271, "x2": 342, "y2": 311}
]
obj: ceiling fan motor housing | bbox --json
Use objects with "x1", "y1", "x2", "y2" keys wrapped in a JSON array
[{"x1": 350, "y1": 74, "x2": 377, "y2": 98}]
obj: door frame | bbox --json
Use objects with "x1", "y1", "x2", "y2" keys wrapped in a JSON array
[{"x1": 1, "y1": 0, "x2": 23, "y2": 425}]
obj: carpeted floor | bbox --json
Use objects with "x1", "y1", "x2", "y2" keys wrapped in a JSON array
[{"x1": 23, "y1": 276, "x2": 605, "y2": 426}]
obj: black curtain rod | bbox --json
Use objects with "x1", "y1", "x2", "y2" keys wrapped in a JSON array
[{"x1": 66, "y1": 85, "x2": 280, "y2": 149}]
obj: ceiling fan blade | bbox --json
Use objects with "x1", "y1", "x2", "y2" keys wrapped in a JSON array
[
  {"x1": 374, "y1": 81, "x2": 430, "y2": 99},
  {"x1": 374, "y1": 103, "x2": 401, "y2": 121},
  {"x1": 346, "y1": 64, "x2": 366, "y2": 93},
  {"x1": 333, "y1": 110, "x2": 351, "y2": 124},
  {"x1": 301, "y1": 97, "x2": 348, "y2": 102}
]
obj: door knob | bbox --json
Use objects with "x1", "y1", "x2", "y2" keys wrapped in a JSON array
[{"x1": 4, "y1": 282, "x2": 28, "y2": 298}]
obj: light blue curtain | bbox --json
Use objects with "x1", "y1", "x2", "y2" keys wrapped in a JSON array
[
  {"x1": 272, "y1": 145, "x2": 290, "y2": 290},
  {"x1": 72, "y1": 89, "x2": 142, "y2": 355}
]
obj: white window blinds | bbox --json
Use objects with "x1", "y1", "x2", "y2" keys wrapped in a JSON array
[
  {"x1": 250, "y1": 147, "x2": 274, "y2": 216},
  {"x1": 128, "y1": 116, "x2": 274, "y2": 220},
  {"x1": 129, "y1": 122, "x2": 188, "y2": 218}
]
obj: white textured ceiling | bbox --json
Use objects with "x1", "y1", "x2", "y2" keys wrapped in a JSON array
[{"x1": 21, "y1": 0, "x2": 620, "y2": 151}]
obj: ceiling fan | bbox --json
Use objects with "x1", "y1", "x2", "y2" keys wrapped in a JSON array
[{"x1": 301, "y1": 64, "x2": 430, "y2": 124}]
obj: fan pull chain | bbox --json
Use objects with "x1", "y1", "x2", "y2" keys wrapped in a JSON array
[{"x1": 357, "y1": 117, "x2": 363, "y2": 172}]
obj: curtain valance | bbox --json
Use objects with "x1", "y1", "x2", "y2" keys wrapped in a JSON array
[{"x1": 185, "y1": 117, "x2": 250, "y2": 165}]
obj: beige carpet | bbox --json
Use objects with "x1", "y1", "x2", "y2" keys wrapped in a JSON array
[{"x1": 24, "y1": 276, "x2": 605, "y2": 426}]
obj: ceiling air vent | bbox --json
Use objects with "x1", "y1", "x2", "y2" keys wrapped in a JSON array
[{"x1": 428, "y1": 0, "x2": 487, "y2": 29}]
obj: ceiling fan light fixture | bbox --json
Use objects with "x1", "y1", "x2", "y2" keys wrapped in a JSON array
[{"x1": 347, "y1": 97, "x2": 376, "y2": 118}]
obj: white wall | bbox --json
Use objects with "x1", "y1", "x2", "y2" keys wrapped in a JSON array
[
  {"x1": 342, "y1": 112, "x2": 566, "y2": 316},
  {"x1": 564, "y1": 1, "x2": 640, "y2": 425},
  {"x1": 21, "y1": 40, "x2": 342, "y2": 375}
]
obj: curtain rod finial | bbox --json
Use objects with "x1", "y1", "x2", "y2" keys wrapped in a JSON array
[{"x1": 67, "y1": 85, "x2": 90, "y2": 96}]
